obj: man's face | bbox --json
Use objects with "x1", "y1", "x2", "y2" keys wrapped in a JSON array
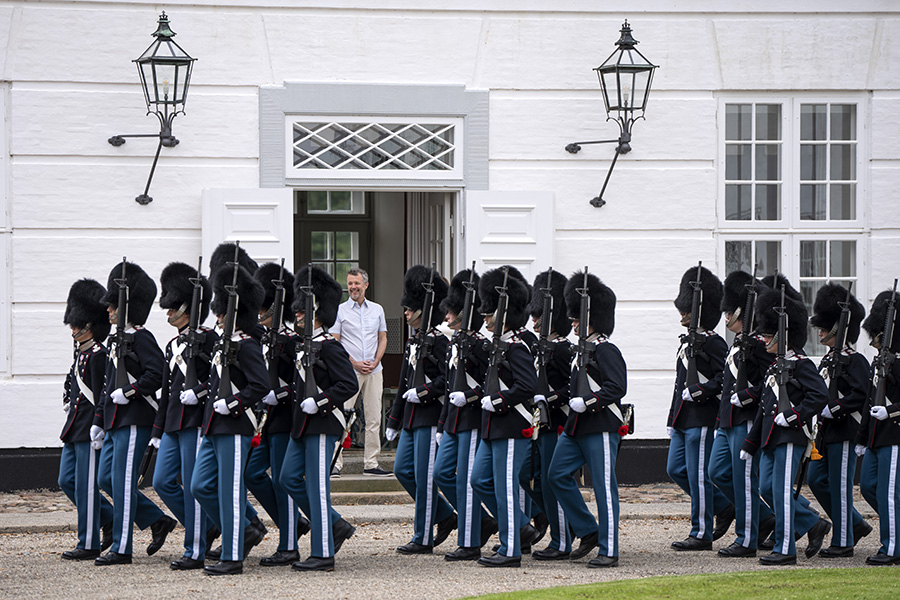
[
  {"x1": 482, "y1": 312, "x2": 496, "y2": 331},
  {"x1": 347, "y1": 274, "x2": 368, "y2": 303},
  {"x1": 167, "y1": 308, "x2": 190, "y2": 330},
  {"x1": 107, "y1": 305, "x2": 118, "y2": 325},
  {"x1": 70, "y1": 325, "x2": 93, "y2": 343},
  {"x1": 762, "y1": 333, "x2": 777, "y2": 354},
  {"x1": 445, "y1": 310, "x2": 460, "y2": 331},
  {"x1": 725, "y1": 313, "x2": 743, "y2": 334},
  {"x1": 258, "y1": 308, "x2": 273, "y2": 329},
  {"x1": 817, "y1": 327, "x2": 836, "y2": 348},
  {"x1": 295, "y1": 311, "x2": 306, "y2": 331},
  {"x1": 404, "y1": 307, "x2": 421, "y2": 329}
]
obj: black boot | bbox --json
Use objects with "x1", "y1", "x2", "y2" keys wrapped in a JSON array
[
  {"x1": 480, "y1": 516, "x2": 498, "y2": 548},
  {"x1": 531, "y1": 512, "x2": 549, "y2": 546},
  {"x1": 62, "y1": 548, "x2": 100, "y2": 561},
  {"x1": 243, "y1": 522, "x2": 265, "y2": 558},
  {"x1": 260, "y1": 549, "x2": 301, "y2": 566},
  {"x1": 100, "y1": 522, "x2": 113, "y2": 552},
  {"x1": 444, "y1": 546, "x2": 481, "y2": 561},
  {"x1": 291, "y1": 556, "x2": 334, "y2": 571},
  {"x1": 570, "y1": 531, "x2": 599, "y2": 559},
  {"x1": 206, "y1": 525, "x2": 220, "y2": 552},
  {"x1": 434, "y1": 513, "x2": 458, "y2": 547},
  {"x1": 297, "y1": 515, "x2": 311, "y2": 541},
  {"x1": 805, "y1": 518, "x2": 831, "y2": 559},
  {"x1": 713, "y1": 504, "x2": 735, "y2": 541},
  {"x1": 333, "y1": 518, "x2": 356, "y2": 554},
  {"x1": 147, "y1": 515, "x2": 177, "y2": 556},
  {"x1": 203, "y1": 560, "x2": 243, "y2": 575}
]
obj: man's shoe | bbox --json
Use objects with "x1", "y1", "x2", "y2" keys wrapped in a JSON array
[
  {"x1": 397, "y1": 541, "x2": 433, "y2": 555},
  {"x1": 297, "y1": 515, "x2": 311, "y2": 540},
  {"x1": 292, "y1": 556, "x2": 335, "y2": 572},
  {"x1": 260, "y1": 550, "x2": 300, "y2": 566},
  {"x1": 206, "y1": 545, "x2": 221, "y2": 560},
  {"x1": 62, "y1": 548, "x2": 100, "y2": 560},
  {"x1": 434, "y1": 513, "x2": 458, "y2": 547},
  {"x1": 587, "y1": 555, "x2": 618, "y2": 568},
  {"x1": 100, "y1": 522, "x2": 113, "y2": 552},
  {"x1": 520, "y1": 523, "x2": 537, "y2": 554},
  {"x1": 333, "y1": 518, "x2": 356, "y2": 554},
  {"x1": 170, "y1": 557, "x2": 205, "y2": 570},
  {"x1": 854, "y1": 520, "x2": 874, "y2": 546},
  {"x1": 671, "y1": 536, "x2": 712, "y2": 551},
  {"x1": 759, "y1": 535, "x2": 775, "y2": 550},
  {"x1": 147, "y1": 515, "x2": 177, "y2": 556},
  {"x1": 444, "y1": 547, "x2": 481, "y2": 561},
  {"x1": 805, "y1": 518, "x2": 831, "y2": 559},
  {"x1": 480, "y1": 516, "x2": 498, "y2": 548},
  {"x1": 203, "y1": 560, "x2": 243, "y2": 576},
  {"x1": 531, "y1": 512, "x2": 549, "y2": 546},
  {"x1": 713, "y1": 504, "x2": 735, "y2": 541},
  {"x1": 249, "y1": 515, "x2": 268, "y2": 537},
  {"x1": 717, "y1": 542, "x2": 756, "y2": 558},
  {"x1": 243, "y1": 523, "x2": 265, "y2": 558},
  {"x1": 758, "y1": 515, "x2": 776, "y2": 547},
  {"x1": 819, "y1": 545, "x2": 853, "y2": 558},
  {"x1": 94, "y1": 551, "x2": 132, "y2": 566},
  {"x1": 759, "y1": 552, "x2": 796, "y2": 565},
  {"x1": 363, "y1": 467, "x2": 393, "y2": 476},
  {"x1": 570, "y1": 531, "x2": 599, "y2": 559},
  {"x1": 477, "y1": 554, "x2": 521, "y2": 568},
  {"x1": 206, "y1": 525, "x2": 220, "y2": 552},
  {"x1": 331, "y1": 467, "x2": 341, "y2": 478},
  {"x1": 533, "y1": 547, "x2": 571, "y2": 561},
  {"x1": 866, "y1": 552, "x2": 900, "y2": 566}
]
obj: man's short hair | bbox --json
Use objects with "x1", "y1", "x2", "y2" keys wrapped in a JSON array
[{"x1": 347, "y1": 267, "x2": 369, "y2": 284}]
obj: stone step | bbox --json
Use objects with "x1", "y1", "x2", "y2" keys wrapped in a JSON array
[
  {"x1": 336, "y1": 448, "x2": 396, "y2": 475},
  {"x1": 330, "y1": 474, "x2": 405, "y2": 494}
]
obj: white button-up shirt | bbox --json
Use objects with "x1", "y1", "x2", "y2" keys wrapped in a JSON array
[{"x1": 333, "y1": 298, "x2": 387, "y2": 374}]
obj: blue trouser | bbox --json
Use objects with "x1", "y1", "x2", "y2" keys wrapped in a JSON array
[
  {"x1": 548, "y1": 432, "x2": 617, "y2": 557},
  {"x1": 807, "y1": 439, "x2": 864, "y2": 548},
  {"x1": 59, "y1": 441, "x2": 113, "y2": 551},
  {"x1": 434, "y1": 429, "x2": 485, "y2": 548},
  {"x1": 152, "y1": 429, "x2": 208, "y2": 560},
  {"x1": 393, "y1": 427, "x2": 455, "y2": 546},
  {"x1": 709, "y1": 424, "x2": 773, "y2": 549},
  {"x1": 98, "y1": 425, "x2": 165, "y2": 555},
  {"x1": 758, "y1": 450, "x2": 818, "y2": 536},
  {"x1": 246, "y1": 432, "x2": 299, "y2": 552},
  {"x1": 667, "y1": 426, "x2": 730, "y2": 540},
  {"x1": 522, "y1": 431, "x2": 570, "y2": 552},
  {"x1": 761, "y1": 443, "x2": 813, "y2": 556},
  {"x1": 471, "y1": 437, "x2": 529, "y2": 558},
  {"x1": 190, "y1": 434, "x2": 251, "y2": 562},
  {"x1": 859, "y1": 445, "x2": 900, "y2": 557},
  {"x1": 279, "y1": 434, "x2": 339, "y2": 558}
]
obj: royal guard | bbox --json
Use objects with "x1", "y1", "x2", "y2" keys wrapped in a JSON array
[
  {"x1": 807, "y1": 282, "x2": 872, "y2": 557},
  {"x1": 59, "y1": 279, "x2": 114, "y2": 560},
  {"x1": 150, "y1": 261, "x2": 218, "y2": 570},
  {"x1": 387, "y1": 265, "x2": 457, "y2": 555},
  {"x1": 279, "y1": 265, "x2": 359, "y2": 572}
]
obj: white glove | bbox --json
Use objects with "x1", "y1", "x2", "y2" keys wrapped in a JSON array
[
  {"x1": 855, "y1": 444, "x2": 867, "y2": 457},
  {"x1": 449, "y1": 391, "x2": 467, "y2": 407},
  {"x1": 774, "y1": 412, "x2": 789, "y2": 428},
  {"x1": 403, "y1": 388, "x2": 421, "y2": 404},
  {"x1": 111, "y1": 388, "x2": 130, "y2": 405},
  {"x1": 149, "y1": 437, "x2": 161, "y2": 449},
  {"x1": 213, "y1": 399, "x2": 230, "y2": 415},
  {"x1": 667, "y1": 426, "x2": 674, "y2": 439},
  {"x1": 262, "y1": 391, "x2": 278, "y2": 406},
  {"x1": 569, "y1": 397, "x2": 587, "y2": 413},
  {"x1": 90, "y1": 425, "x2": 105, "y2": 442},
  {"x1": 739, "y1": 450, "x2": 752, "y2": 461},
  {"x1": 682, "y1": 388, "x2": 693, "y2": 402},
  {"x1": 871, "y1": 405, "x2": 889, "y2": 421},
  {"x1": 301, "y1": 397, "x2": 318, "y2": 414},
  {"x1": 821, "y1": 405, "x2": 834, "y2": 419},
  {"x1": 730, "y1": 393, "x2": 741, "y2": 407},
  {"x1": 90, "y1": 439, "x2": 103, "y2": 451},
  {"x1": 435, "y1": 432, "x2": 443, "y2": 446},
  {"x1": 180, "y1": 389, "x2": 198, "y2": 405},
  {"x1": 534, "y1": 394, "x2": 547, "y2": 405},
  {"x1": 385, "y1": 427, "x2": 399, "y2": 442},
  {"x1": 481, "y1": 396, "x2": 496, "y2": 412}
]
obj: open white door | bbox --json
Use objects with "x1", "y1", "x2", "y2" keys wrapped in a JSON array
[
  {"x1": 464, "y1": 191, "x2": 554, "y2": 281},
  {"x1": 201, "y1": 188, "x2": 295, "y2": 271}
]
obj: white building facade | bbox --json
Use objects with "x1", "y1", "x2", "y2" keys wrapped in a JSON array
[{"x1": 1, "y1": 0, "x2": 898, "y2": 450}]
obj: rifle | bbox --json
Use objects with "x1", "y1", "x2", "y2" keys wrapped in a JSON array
[
  {"x1": 683, "y1": 261, "x2": 704, "y2": 388},
  {"x1": 113, "y1": 257, "x2": 135, "y2": 393},
  {"x1": 216, "y1": 244, "x2": 242, "y2": 404},
  {"x1": 300, "y1": 264, "x2": 320, "y2": 402},
  {"x1": 572, "y1": 267, "x2": 593, "y2": 402},
  {"x1": 734, "y1": 265, "x2": 759, "y2": 393},
  {"x1": 451, "y1": 262, "x2": 478, "y2": 394},
  {"x1": 534, "y1": 269, "x2": 555, "y2": 429},
  {"x1": 483, "y1": 267, "x2": 511, "y2": 397},
  {"x1": 872, "y1": 279, "x2": 898, "y2": 408},
  {"x1": 773, "y1": 285, "x2": 796, "y2": 417},
  {"x1": 410, "y1": 264, "x2": 437, "y2": 391},
  {"x1": 330, "y1": 412, "x2": 358, "y2": 475},
  {"x1": 263, "y1": 258, "x2": 287, "y2": 392},
  {"x1": 180, "y1": 256, "x2": 206, "y2": 391}
]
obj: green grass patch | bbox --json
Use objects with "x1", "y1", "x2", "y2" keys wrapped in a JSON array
[{"x1": 467, "y1": 568, "x2": 900, "y2": 600}]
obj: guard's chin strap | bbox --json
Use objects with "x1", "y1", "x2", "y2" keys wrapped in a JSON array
[
  {"x1": 447, "y1": 314, "x2": 462, "y2": 328},
  {"x1": 71, "y1": 324, "x2": 90, "y2": 340},
  {"x1": 766, "y1": 334, "x2": 779, "y2": 352},
  {"x1": 409, "y1": 308, "x2": 422, "y2": 324},
  {"x1": 726, "y1": 306, "x2": 741, "y2": 329},
  {"x1": 167, "y1": 302, "x2": 189, "y2": 325},
  {"x1": 260, "y1": 304, "x2": 275, "y2": 323},
  {"x1": 820, "y1": 321, "x2": 839, "y2": 345}
]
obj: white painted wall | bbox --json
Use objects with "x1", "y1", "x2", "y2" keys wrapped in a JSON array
[{"x1": 1, "y1": 1, "x2": 898, "y2": 447}]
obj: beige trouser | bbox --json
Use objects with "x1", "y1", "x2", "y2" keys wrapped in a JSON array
[{"x1": 336, "y1": 370, "x2": 384, "y2": 471}]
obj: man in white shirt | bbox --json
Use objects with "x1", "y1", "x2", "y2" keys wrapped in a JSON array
[{"x1": 332, "y1": 268, "x2": 391, "y2": 476}]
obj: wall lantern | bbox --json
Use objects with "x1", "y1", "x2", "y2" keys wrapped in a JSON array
[
  {"x1": 108, "y1": 12, "x2": 196, "y2": 205},
  {"x1": 565, "y1": 20, "x2": 657, "y2": 207}
]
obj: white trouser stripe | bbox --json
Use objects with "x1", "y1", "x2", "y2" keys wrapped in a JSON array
[
  {"x1": 319, "y1": 435, "x2": 330, "y2": 554},
  {"x1": 505, "y1": 439, "x2": 515, "y2": 556},
  {"x1": 890, "y1": 446, "x2": 898, "y2": 556},
  {"x1": 780, "y1": 444, "x2": 794, "y2": 555},
  {"x1": 86, "y1": 445, "x2": 97, "y2": 549},
  {"x1": 121, "y1": 426, "x2": 138, "y2": 547},
  {"x1": 464, "y1": 431, "x2": 478, "y2": 548},
  {"x1": 839, "y1": 441, "x2": 850, "y2": 546},
  {"x1": 287, "y1": 495, "x2": 296, "y2": 552},
  {"x1": 191, "y1": 429, "x2": 202, "y2": 559},
  {"x1": 555, "y1": 500, "x2": 567, "y2": 551},
  {"x1": 232, "y1": 435, "x2": 241, "y2": 560},
  {"x1": 423, "y1": 426, "x2": 438, "y2": 544},
  {"x1": 742, "y1": 423, "x2": 753, "y2": 547},
  {"x1": 519, "y1": 486, "x2": 526, "y2": 513},
  {"x1": 603, "y1": 432, "x2": 615, "y2": 556},
  {"x1": 697, "y1": 427, "x2": 708, "y2": 538}
]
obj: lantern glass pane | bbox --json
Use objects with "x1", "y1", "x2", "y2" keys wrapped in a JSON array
[{"x1": 599, "y1": 69, "x2": 619, "y2": 112}]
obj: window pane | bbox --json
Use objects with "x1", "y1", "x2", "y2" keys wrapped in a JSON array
[
  {"x1": 310, "y1": 231, "x2": 333, "y2": 260},
  {"x1": 801, "y1": 281, "x2": 824, "y2": 356},
  {"x1": 755, "y1": 144, "x2": 781, "y2": 181},
  {"x1": 725, "y1": 241, "x2": 752, "y2": 274},
  {"x1": 725, "y1": 104, "x2": 752, "y2": 141},
  {"x1": 800, "y1": 241, "x2": 827, "y2": 277},
  {"x1": 800, "y1": 184, "x2": 826, "y2": 221},
  {"x1": 311, "y1": 262, "x2": 335, "y2": 277},
  {"x1": 726, "y1": 144, "x2": 751, "y2": 180},
  {"x1": 725, "y1": 184, "x2": 751, "y2": 220},
  {"x1": 755, "y1": 104, "x2": 781, "y2": 141},
  {"x1": 308, "y1": 191, "x2": 328, "y2": 212},
  {"x1": 830, "y1": 104, "x2": 856, "y2": 141},
  {"x1": 800, "y1": 144, "x2": 827, "y2": 180},
  {"x1": 830, "y1": 241, "x2": 856, "y2": 277},
  {"x1": 331, "y1": 191, "x2": 352, "y2": 211},
  {"x1": 830, "y1": 144, "x2": 856, "y2": 180},
  {"x1": 755, "y1": 184, "x2": 781, "y2": 220},
  {"x1": 335, "y1": 261, "x2": 358, "y2": 286},
  {"x1": 756, "y1": 241, "x2": 781, "y2": 276},
  {"x1": 800, "y1": 104, "x2": 827, "y2": 141},
  {"x1": 335, "y1": 231, "x2": 359, "y2": 260},
  {"x1": 830, "y1": 184, "x2": 856, "y2": 220}
]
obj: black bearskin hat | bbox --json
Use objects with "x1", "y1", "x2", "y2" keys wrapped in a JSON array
[
  {"x1": 809, "y1": 283, "x2": 865, "y2": 345},
  {"x1": 292, "y1": 265, "x2": 343, "y2": 329},
  {"x1": 209, "y1": 242, "x2": 259, "y2": 277},
  {"x1": 441, "y1": 268, "x2": 484, "y2": 331},
  {"x1": 754, "y1": 287, "x2": 808, "y2": 351},
  {"x1": 673, "y1": 265, "x2": 723, "y2": 331},
  {"x1": 761, "y1": 273, "x2": 802, "y2": 302},
  {"x1": 529, "y1": 269, "x2": 572, "y2": 337},
  {"x1": 159, "y1": 262, "x2": 212, "y2": 325},
  {"x1": 401, "y1": 265, "x2": 449, "y2": 329},
  {"x1": 210, "y1": 265, "x2": 264, "y2": 334},
  {"x1": 255, "y1": 262, "x2": 295, "y2": 324},
  {"x1": 721, "y1": 270, "x2": 761, "y2": 322},
  {"x1": 64, "y1": 279, "x2": 112, "y2": 343},
  {"x1": 564, "y1": 270, "x2": 616, "y2": 337},
  {"x1": 101, "y1": 261, "x2": 157, "y2": 326},
  {"x1": 478, "y1": 266, "x2": 530, "y2": 331},
  {"x1": 863, "y1": 289, "x2": 900, "y2": 353}
]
